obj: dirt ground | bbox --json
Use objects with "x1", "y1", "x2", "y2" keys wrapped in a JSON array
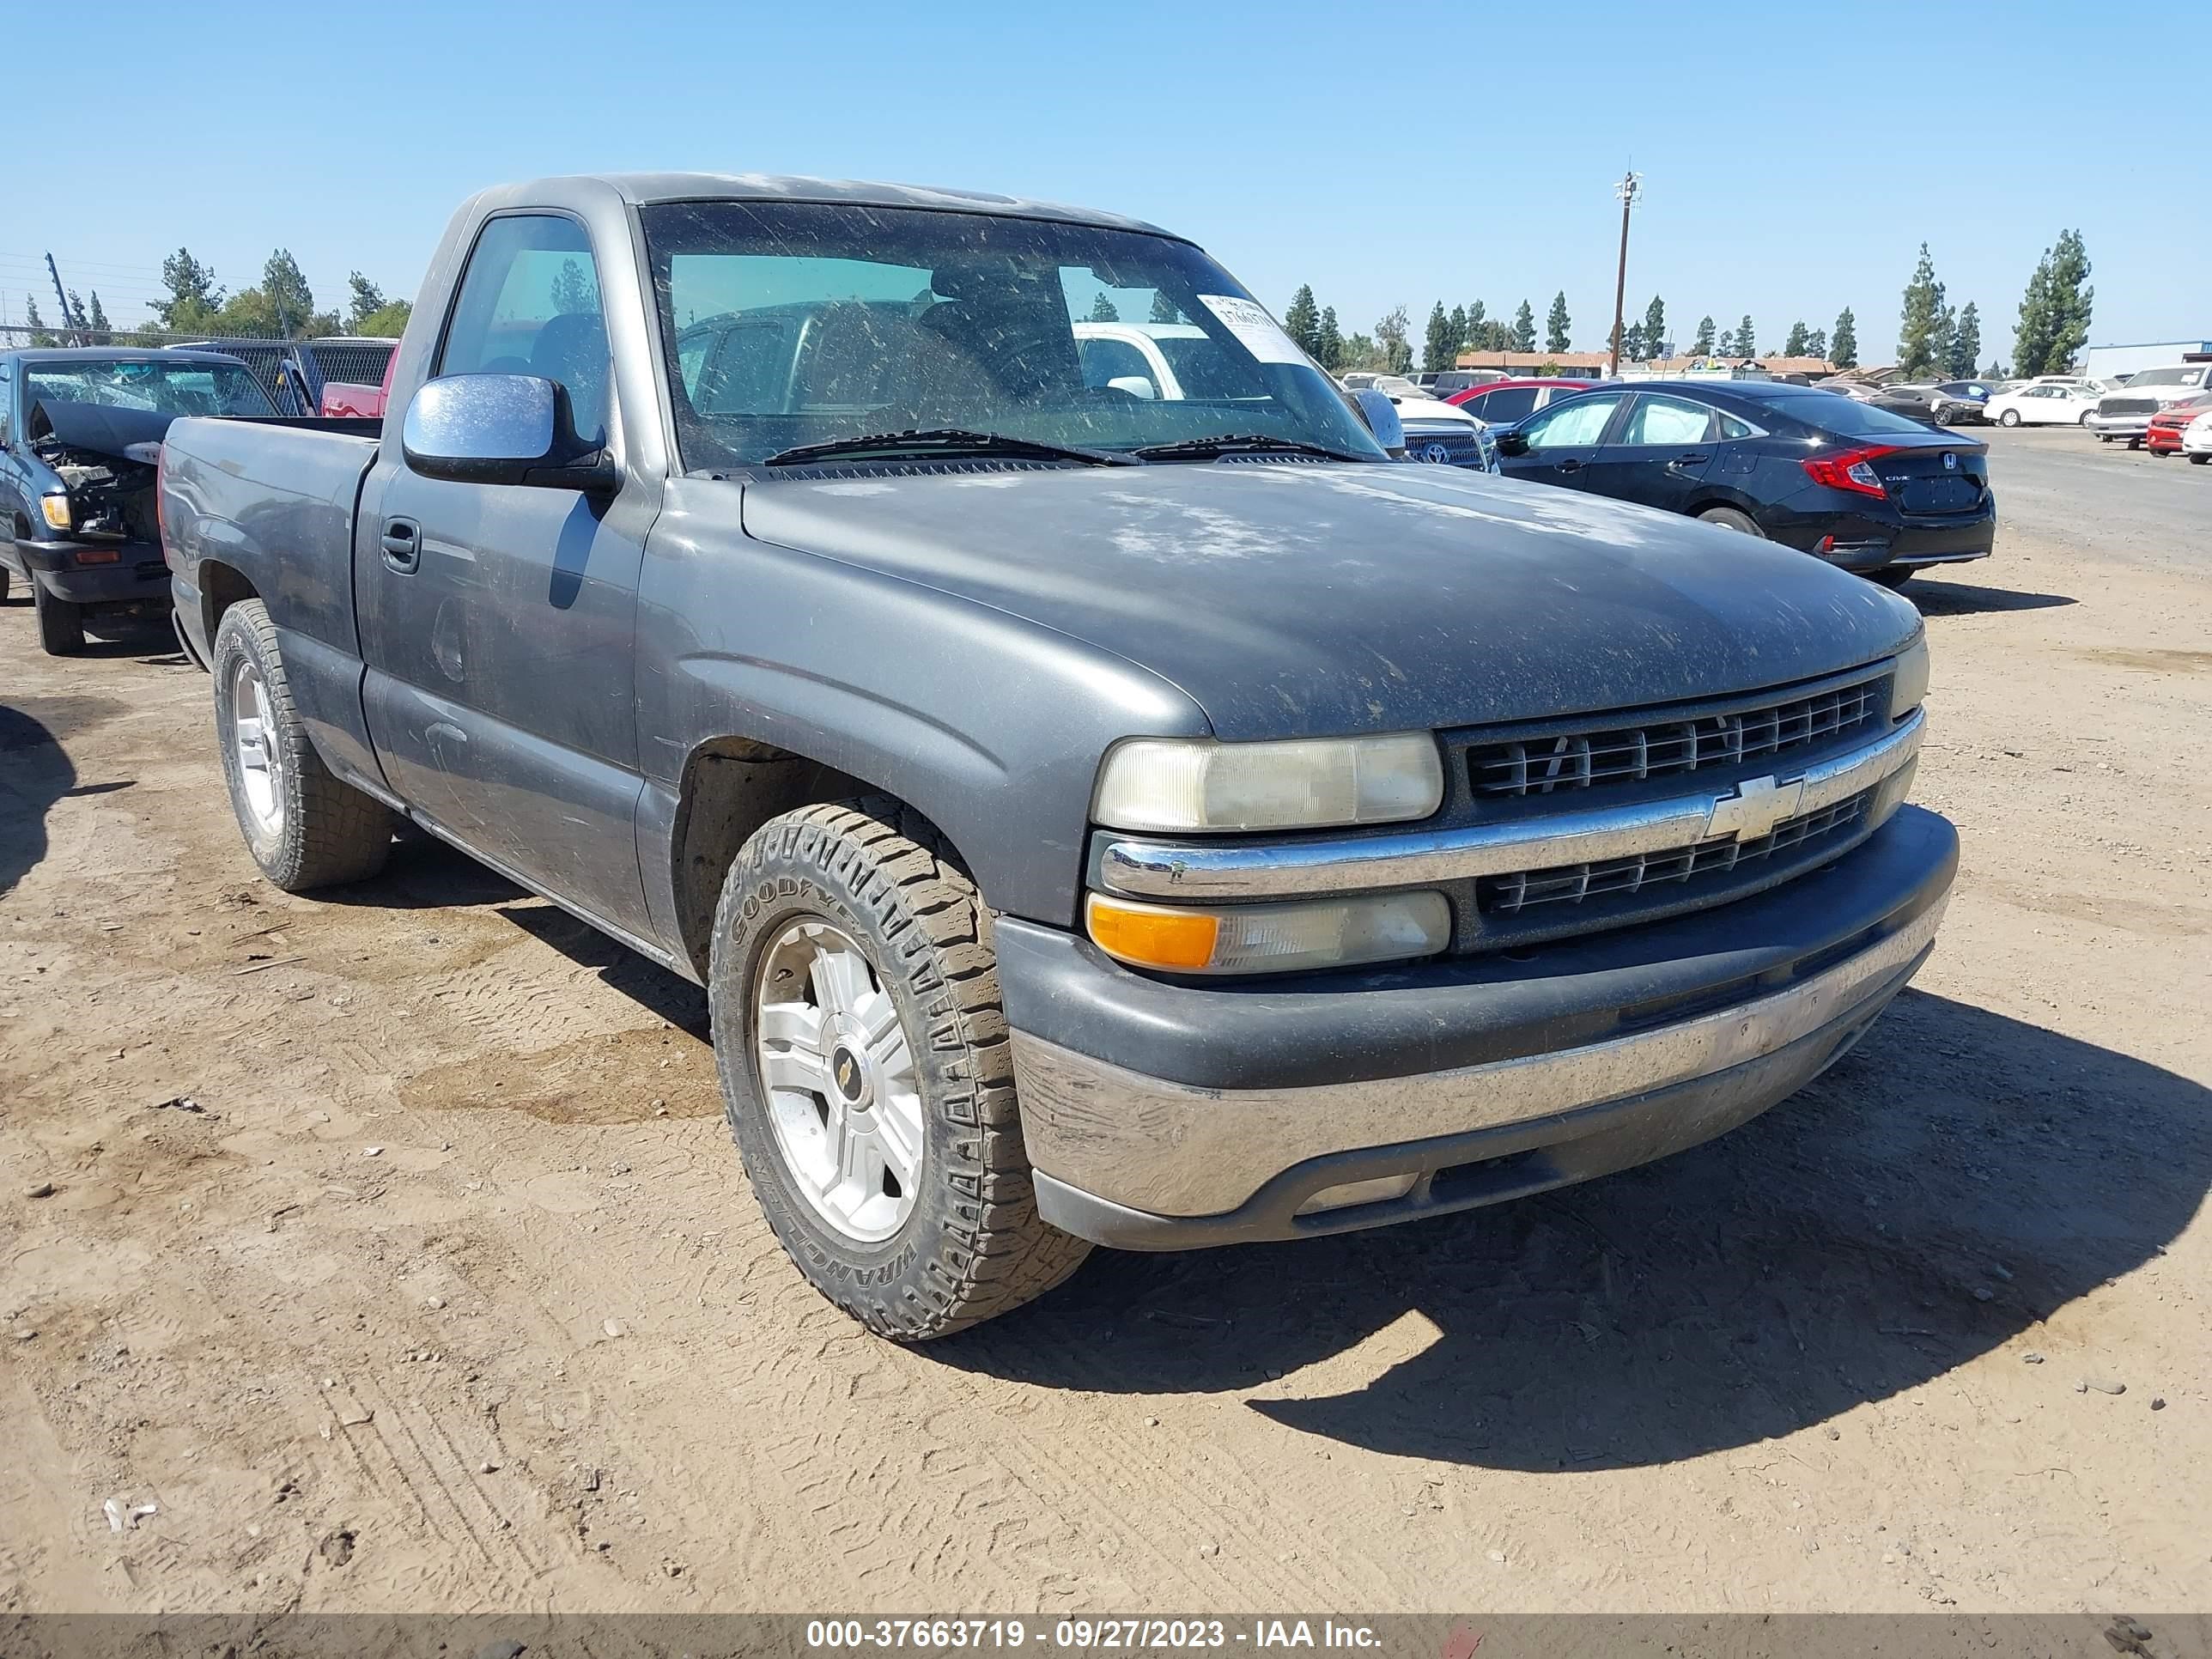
[{"x1": 2, "y1": 428, "x2": 2207, "y2": 1615}]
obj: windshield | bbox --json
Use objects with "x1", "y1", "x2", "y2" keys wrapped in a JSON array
[
  {"x1": 642, "y1": 201, "x2": 1382, "y2": 469},
  {"x1": 24, "y1": 359, "x2": 276, "y2": 417}
]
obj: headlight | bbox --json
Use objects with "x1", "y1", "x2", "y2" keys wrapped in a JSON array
[
  {"x1": 1085, "y1": 890, "x2": 1450, "y2": 975},
  {"x1": 40, "y1": 494, "x2": 72, "y2": 532},
  {"x1": 1092, "y1": 734, "x2": 1444, "y2": 833},
  {"x1": 1889, "y1": 634, "x2": 1929, "y2": 720}
]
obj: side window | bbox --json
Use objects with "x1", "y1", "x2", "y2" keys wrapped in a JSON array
[
  {"x1": 1522, "y1": 394, "x2": 1621, "y2": 448},
  {"x1": 1479, "y1": 386, "x2": 1540, "y2": 423},
  {"x1": 439, "y1": 214, "x2": 609, "y2": 446},
  {"x1": 1619, "y1": 395, "x2": 1717, "y2": 446},
  {"x1": 1717, "y1": 411, "x2": 1755, "y2": 440}
]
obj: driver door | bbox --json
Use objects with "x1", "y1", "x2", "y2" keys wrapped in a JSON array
[
  {"x1": 356, "y1": 212, "x2": 655, "y2": 935},
  {"x1": 1497, "y1": 392, "x2": 1626, "y2": 492}
]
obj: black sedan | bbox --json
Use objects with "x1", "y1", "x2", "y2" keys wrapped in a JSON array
[{"x1": 1492, "y1": 380, "x2": 1994, "y2": 588}]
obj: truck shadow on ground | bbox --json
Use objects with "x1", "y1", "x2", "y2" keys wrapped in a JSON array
[
  {"x1": 0, "y1": 702, "x2": 77, "y2": 896},
  {"x1": 940, "y1": 989, "x2": 2210, "y2": 1471}
]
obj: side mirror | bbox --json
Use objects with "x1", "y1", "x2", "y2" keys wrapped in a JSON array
[
  {"x1": 401, "y1": 374, "x2": 616, "y2": 492},
  {"x1": 1106, "y1": 374, "x2": 1158, "y2": 401},
  {"x1": 1349, "y1": 387, "x2": 1404, "y2": 456},
  {"x1": 1495, "y1": 429, "x2": 1530, "y2": 458}
]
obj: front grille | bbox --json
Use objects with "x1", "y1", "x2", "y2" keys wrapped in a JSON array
[
  {"x1": 2100, "y1": 397, "x2": 2157, "y2": 416},
  {"x1": 1465, "y1": 674, "x2": 1886, "y2": 800},
  {"x1": 1403, "y1": 428, "x2": 1486, "y2": 466},
  {"x1": 1477, "y1": 790, "x2": 1873, "y2": 918}
]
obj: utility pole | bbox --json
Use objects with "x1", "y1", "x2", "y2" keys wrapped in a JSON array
[
  {"x1": 45, "y1": 252, "x2": 84, "y2": 346},
  {"x1": 1606, "y1": 171, "x2": 1642, "y2": 379}
]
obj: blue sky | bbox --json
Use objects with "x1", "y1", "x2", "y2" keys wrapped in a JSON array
[{"x1": 3, "y1": 2, "x2": 2198, "y2": 362}]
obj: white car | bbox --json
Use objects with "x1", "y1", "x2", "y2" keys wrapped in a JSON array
[
  {"x1": 2183, "y1": 409, "x2": 2212, "y2": 464},
  {"x1": 1348, "y1": 374, "x2": 1496, "y2": 471},
  {"x1": 1073, "y1": 320, "x2": 1232, "y2": 402},
  {"x1": 1984, "y1": 382, "x2": 2102, "y2": 428}
]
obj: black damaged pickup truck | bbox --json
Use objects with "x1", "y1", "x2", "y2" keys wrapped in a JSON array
[
  {"x1": 1, "y1": 348, "x2": 278, "y2": 653},
  {"x1": 159, "y1": 173, "x2": 1956, "y2": 1339}
]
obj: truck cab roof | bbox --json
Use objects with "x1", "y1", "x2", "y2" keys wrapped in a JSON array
[{"x1": 477, "y1": 172, "x2": 1182, "y2": 241}]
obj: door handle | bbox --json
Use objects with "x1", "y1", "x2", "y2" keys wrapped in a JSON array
[
  {"x1": 380, "y1": 516, "x2": 420, "y2": 573},
  {"x1": 1555, "y1": 458, "x2": 1583, "y2": 474},
  {"x1": 1668, "y1": 453, "x2": 1711, "y2": 469}
]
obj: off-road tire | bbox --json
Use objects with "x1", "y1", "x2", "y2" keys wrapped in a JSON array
[
  {"x1": 211, "y1": 599, "x2": 396, "y2": 890},
  {"x1": 33, "y1": 584, "x2": 84, "y2": 654},
  {"x1": 709, "y1": 797, "x2": 1091, "y2": 1340},
  {"x1": 1696, "y1": 505, "x2": 1764, "y2": 538}
]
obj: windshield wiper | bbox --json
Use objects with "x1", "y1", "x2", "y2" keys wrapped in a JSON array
[
  {"x1": 763, "y1": 428, "x2": 1135, "y2": 467},
  {"x1": 1131, "y1": 434, "x2": 1368, "y2": 463}
]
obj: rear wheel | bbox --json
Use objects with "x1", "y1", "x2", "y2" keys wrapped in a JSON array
[
  {"x1": 1695, "y1": 506, "x2": 1764, "y2": 538},
  {"x1": 211, "y1": 599, "x2": 397, "y2": 890},
  {"x1": 710, "y1": 798, "x2": 1090, "y2": 1340},
  {"x1": 1869, "y1": 567, "x2": 1918, "y2": 592},
  {"x1": 1998, "y1": 408, "x2": 2022, "y2": 428},
  {"x1": 32, "y1": 584, "x2": 85, "y2": 655},
  {"x1": 0, "y1": 565, "x2": 11, "y2": 604}
]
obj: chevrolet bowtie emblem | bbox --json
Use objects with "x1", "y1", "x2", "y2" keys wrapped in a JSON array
[{"x1": 1705, "y1": 774, "x2": 1805, "y2": 842}]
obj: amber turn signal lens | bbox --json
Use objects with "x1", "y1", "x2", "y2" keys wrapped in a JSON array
[{"x1": 1085, "y1": 894, "x2": 1221, "y2": 971}]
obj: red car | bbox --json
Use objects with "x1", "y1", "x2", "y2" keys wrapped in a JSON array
[
  {"x1": 319, "y1": 352, "x2": 398, "y2": 420},
  {"x1": 1443, "y1": 377, "x2": 1597, "y2": 425},
  {"x1": 2146, "y1": 392, "x2": 2212, "y2": 455}
]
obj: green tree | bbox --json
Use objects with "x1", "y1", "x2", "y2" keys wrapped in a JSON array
[
  {"x1": 1805, "y1": 326, "x2": 1828, "y2": 361},
  {"x1": 1622, "y1": 321, "x2": 1647, "y2": 362},
  {"x1": 1283, "y1": 283, "x2": 1321, "y2": 356},
  {"x1": 155, "y1": 247, "x2": 224, "y2": 331},
  {"x1": 84, "y1": 290, "x2": 112, "y2": 343},
  {"x1": 1831, "y1": 307, "x2": 1858, "y2": 368},
  {"x1": 2013, "y1": 229, "x2": 2093, "y2": 377},
  {"x1": 1423, "y1": 301, "x2": 1455, "y2": 372},
  {"x1": 1464, "y1": 299, "x2": 1487, "y2": 342},
  {"x1": 1896, "y1": 243, "x2": 1947, "y2": 379},
  {"x1": 1087, "y1": 293, "x2": 1120, "y2": 323},
  {"x1": 260, "y1": 248, "x2": 317, "y2": 337},
  {"x1": 1734, "y1": 315, "x2": 1756, "y2": 358},
  {"x1": 1947, "y1": 301, "x2": 1980, "y2": 380},
  {"x1": 1692, "y1": 314, "x2": 1716, "y2": 356},
  {"x1": 356, "y1": 300, "x2": 412, "y2": 338},
  {"x1": 1340, "y1": 331, "x2": 1381, "y2": 372},
  {"x1": 346, "y1": 272, "x2": 388, "y2": 332},
  {"x1": 1375, "y1": 305, "x2": 1413, "y2": 374},
  {"x1": 1510, "y1": 299, "x2": 1536, "y2": 354},
  {"x1": 25, "y1": 295, "x2": 58, "y2": 347},
  {"x1": 1147, "y1": 290, "x2": 1181, "y2": 325},
  {"x1": 1641, "y1": 295, "x2": 1666, "y2": 357},
  {"x1": 1315, "y1": 305, "x2": 1342, "y2": 370},
  {"x1": 1446, "y1": 303, "x2": 1467, "y2": 358},
  {"x1": 1545, "y1": 290, "x2": 1571, "y2": 353},
  {"x1": 1783, "y1": 320, "x2": 1809, "y2": 357}
]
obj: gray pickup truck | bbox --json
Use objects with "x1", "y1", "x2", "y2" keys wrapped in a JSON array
[{"x1": 160, "y1": 173, "x2": 1955, "y2": 1340}]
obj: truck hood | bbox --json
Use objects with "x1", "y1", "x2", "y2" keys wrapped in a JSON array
[
  {"x1": 27, "y1": 398, "x2": 178, "y2": 465},
  {"x1": 738, "y1": 462, "x2": 1921, "y2": 739}
]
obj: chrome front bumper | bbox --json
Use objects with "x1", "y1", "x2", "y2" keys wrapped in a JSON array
[{"x1": 1015, "y1": 888, "x2": 1946, "y2": 1249}]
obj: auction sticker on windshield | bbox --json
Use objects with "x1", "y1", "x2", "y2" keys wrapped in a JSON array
[{"x1": 1199, "y1": 295, "x2": 1305, "y2": 364}]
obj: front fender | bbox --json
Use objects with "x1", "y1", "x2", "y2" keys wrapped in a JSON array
[{"x1": 636, "y1": 481, "x2": 1209, "y2": 932}]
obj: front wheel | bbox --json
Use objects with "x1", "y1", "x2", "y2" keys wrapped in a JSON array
[
  {"x1": 32, "y1": 583, "x2": 84, "y2": 654},
  {"x1": 1696, "y1": 506, "x2": 1764, "y2": 538},
  {"x1": 211, "y1": 600, "x2": 397, "y2": 890},
  {"x1": 2078, "y1": 410, "x2": 2095, "y2": 427},
  {"x1": 1998, "y1": 409, "x2": 2022, "y2": 428},
  {"x1": 2191, "y1": 454, "x2": 2210, "y2": 465},
  {"x1": 709, "y1": 799, "x2": 1090, "y2": 1340}
]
